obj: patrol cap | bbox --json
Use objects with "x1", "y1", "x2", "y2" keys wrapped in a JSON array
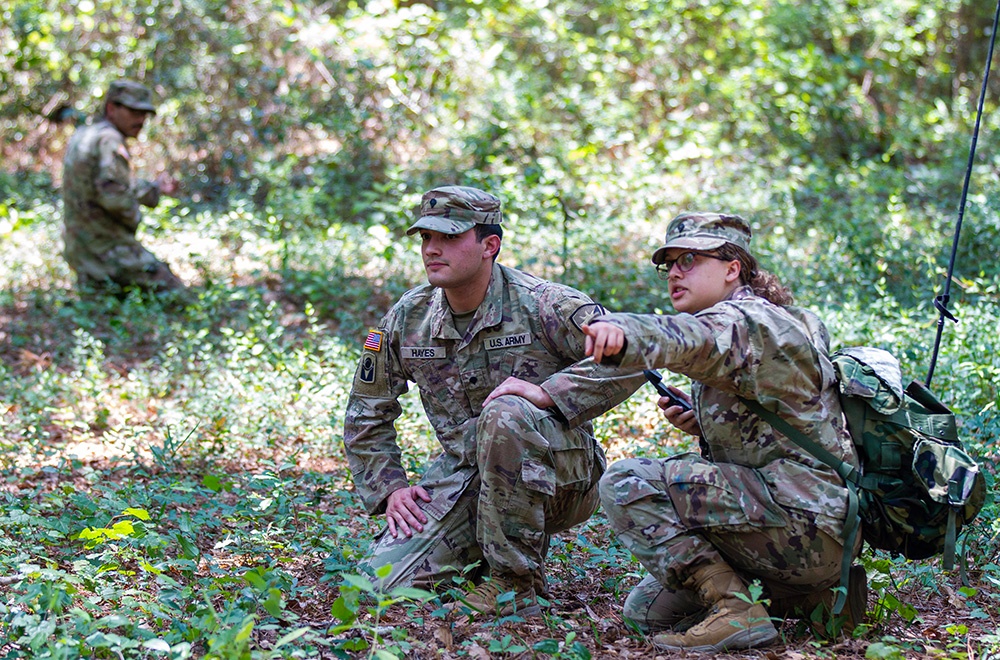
[
  {"x1": 406, "y1": 185, "x2": 503, "y2": 236},
  {"x1": 106, "y1": 79, "x2": 157, "y2": 114},
  {"x1": 650, "y1": 212, "x2": 752, "y2": 265}
]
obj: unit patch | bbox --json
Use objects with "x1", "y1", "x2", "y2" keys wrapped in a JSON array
[
  {"x1": 486, "y1": 333, "x2": 531, "y2": 350},
  {"x1": 358, "y1": 353, "x2": 377, "y2": 383},
  {"x1": 569, "y1": 303, "x2": 607, "y2": 331},
  {"x1": 402, "y1": 346, "x2": 445, "y2": 359}
]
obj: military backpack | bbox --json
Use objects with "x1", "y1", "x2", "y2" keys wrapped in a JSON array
[{"x1": 742, "y1": 347, "x2": 987, "y2": 612}]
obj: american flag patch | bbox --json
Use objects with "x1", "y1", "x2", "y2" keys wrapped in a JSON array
[{"x1": 363, "y1": 330, "x2": 383, "y2": 352}]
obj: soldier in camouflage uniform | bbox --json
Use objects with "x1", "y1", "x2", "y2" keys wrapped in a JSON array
[
  {"x1": 61, "y1": 79, "x2": 184, "y2": 293},
  {"x1": 583, "y1": 212, "x2": 865, "y2": 652},
  {"x1": 343, "y1": 185, "x2": 643, "y2": 617}
]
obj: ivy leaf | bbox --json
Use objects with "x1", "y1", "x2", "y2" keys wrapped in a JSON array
[
  {"x1": 330, "y1": 596, "x2": 358, "y2": 624},
  {"x1": 274, "y1": 627, "x2": 310, "y2": 648},
  {"x1": 122, "y1": 507, "x2": 151, "y2": 521},
  {"x1": 341, "y1": 574, "x2": 374, "y2": 593},
  {"x1": 262, "y1": 588, "x2": 283, "y2": 617},
  {"x1": 143, "y1": 640, "x2": 172, "y2": 653}
]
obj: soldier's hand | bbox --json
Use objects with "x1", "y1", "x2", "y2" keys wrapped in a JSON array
[
  {"x1": 582, "y1": 322, "x2": 625, "y2": 363},
  {"x1": 385, "y1": 485, "x2": 431, "y2": 538},
  {"x1": 484, "y1": 376, "x2": 555, "y2": 409},
  {"x1": 156, "y1": 172, "x2": 179, "y2": 197},
  {"x1": 659, "y1": 390, "x2": 701, "y2": 437}
]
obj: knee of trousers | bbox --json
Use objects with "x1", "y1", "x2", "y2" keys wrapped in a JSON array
[
  {"x1": 598, "y1": 458, "x2": 645, "y2": 514},
  {"x1": 476, "y1": 394, "x2": 543, "y2": 450}
]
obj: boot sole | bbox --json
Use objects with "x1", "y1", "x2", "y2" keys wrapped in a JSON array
[
  {"x1": 507, "y1": 603, "x2": 542, "y2": 619},
  {"x1": 654, "y1": 623, "x2": 779, "y2": 652},
  {"x1": 447, "y1": 600, "x2": 543, "y2": 619}
]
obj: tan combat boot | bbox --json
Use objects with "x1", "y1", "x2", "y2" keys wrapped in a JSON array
[
  {"x1": 653, "y1": 563, "x2": 778, "y2": 652},
  {"x1": 447, "y1": 574, "x2": 542, "y2": 619}
]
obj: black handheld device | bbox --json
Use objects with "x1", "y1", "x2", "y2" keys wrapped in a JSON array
[{"x1": 643, "y1": 369, "x2": 692, "y2": 412}]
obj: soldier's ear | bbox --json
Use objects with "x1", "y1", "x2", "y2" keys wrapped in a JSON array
[
  {"x1": 482, "y1": 234, "x2": 501, "y2": 260},
  {"x1": 724, "y1": 258, "x2": 741, "y2": 283}
]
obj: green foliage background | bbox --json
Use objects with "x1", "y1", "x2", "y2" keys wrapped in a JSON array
[
  {"x1": 5, "y1": 0, "x2": 1000, "y2": 305},
  {"x1": 2, "y1": 0, "x2": 1000, "y2": 657}
]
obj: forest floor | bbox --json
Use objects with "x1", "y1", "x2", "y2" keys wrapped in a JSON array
[
  {"x1": 8, "y1": 445, "x2": 990, "y2": 660},
  {"x1": 276, "y1": 459, "x2": 999, "y2": 660},
  {"x1": 2, "y1": 279, "x2": 998, "y2": 659}
]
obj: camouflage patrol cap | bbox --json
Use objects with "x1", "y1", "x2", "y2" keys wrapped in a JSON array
[
  {"x1": 650, "y1": 212, "x2": 752, "y2": 265},
  {"x1": 106, "y1": 79, "x2": 157, "y2": 114},
  {"x1": 406, "y1": 185, "x2": 503, "y2": 236}
]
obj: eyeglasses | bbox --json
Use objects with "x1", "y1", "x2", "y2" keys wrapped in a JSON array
[{"x1": 655, "y1": 251, "x2": 728, "y2": 279}]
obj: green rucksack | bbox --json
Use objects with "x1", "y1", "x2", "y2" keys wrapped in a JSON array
[
  {"x1": 742, "y1": 347, "x2": 987, "y2": 612},
  {"x1": 831, "y1": 347, "x2": 986, "y2": 565}
]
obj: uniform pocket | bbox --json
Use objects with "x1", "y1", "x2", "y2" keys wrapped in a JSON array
[
  {"x1": 606, "y1": 455, "x2": 786, "y2": 548},
  {"x1": 409, "y1": 359, "x2": 468, "y2": 420},
  {"x1": 666, "y1": 461, "x2": 787, "y2": 533},
  {"x1": 546, "y1": 418, "x2": 595, "y2": 491},
  {"x1": 522, "y1": 459, "x2": 556, "y2": 497}
]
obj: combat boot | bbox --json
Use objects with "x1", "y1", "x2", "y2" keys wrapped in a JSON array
[
  {"x1": 653, "y1": 563, "x2": 778, "y2": 652},
  {"x1": 447, "y1": 574, "x2": 542, "y2": 619}
]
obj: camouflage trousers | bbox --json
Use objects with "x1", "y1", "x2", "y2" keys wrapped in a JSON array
[
  {"x1": 599, "y1": 453, "x2": 850, "y2": 633},
  {"x1": 362, "y1": 394, "x2": 604, "y2": 592},
  {"x1": 69, "y1": 242, "x2": 184, "y2": 293}
]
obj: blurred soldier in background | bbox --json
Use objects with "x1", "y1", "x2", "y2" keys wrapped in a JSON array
[{"x1": 61, "y1": 78, "x2": 185, "y2": 294}]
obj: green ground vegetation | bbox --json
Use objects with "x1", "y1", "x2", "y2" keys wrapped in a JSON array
[
  {"x1": 3, "y1": 0, "x2": 1000, "y2": 658},
  {"x1": 2, "y1": 194, "x2": 999, "y2": 658}
]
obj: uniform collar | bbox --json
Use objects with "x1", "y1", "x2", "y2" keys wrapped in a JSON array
[
  {"x1": 727, "y1": 284, "x2": 756, "y2": 302},
  {"x1": 429, "y1": 262, "x2": 505, "y2": 345},
  {"x1": 97, "y1": 117, "x2": 124, "y2": 138},
  {"x1": 477, "y1": 262, "x2": 506, "y2": 329}
]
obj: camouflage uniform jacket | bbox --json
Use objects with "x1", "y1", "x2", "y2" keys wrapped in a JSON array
[
  {"x1": 344, "y1": 262, "x2": 644, "y2": 516},
  {"x1": 62, "y1": 118, "x2": 160, "y2": 279},
  {"x1": 595, "y1": 285, "x2": 859, "y2": 539}
]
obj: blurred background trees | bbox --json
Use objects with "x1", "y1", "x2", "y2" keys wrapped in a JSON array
[{"x1": 2, "y1": 0, "x2": 999, "y2": 308}]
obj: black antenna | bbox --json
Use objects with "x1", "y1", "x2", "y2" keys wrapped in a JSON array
[{"x1": 926, "y1": 0, "x2": 1000, "y2": 388}]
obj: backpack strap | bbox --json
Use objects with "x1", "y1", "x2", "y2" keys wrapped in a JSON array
[
  {"x1": 738, "y1": 397, "x2": 861, "y2": 487},
  {"x1": 871, "y1": 405, "x2": 959, "y2": 443},
  {"x1": 835, "y1": 484, "x2": 862, "y2": 615},
  {"x1": 945, "y1": 478, "x2": 966, "y2": 574},
  {"x1": 738, "y1": 396, "x2": 861, "y2": 616}
]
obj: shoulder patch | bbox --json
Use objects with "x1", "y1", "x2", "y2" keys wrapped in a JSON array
[
  {"x1": 353, "y1": 341, "x2": 388, "y2": 394},
  {"x1": 363, "y1": 329, "x2": 383, "y2": 352},
  {"x1": 569, "y1": 303, "x2": 608, "y2": 331},
  {"x1": 358, "y1": 352, "x2": 378, "y2": 384},
  {"x1": 352, "y1": 328, "x2": 390, "y2": 395}
]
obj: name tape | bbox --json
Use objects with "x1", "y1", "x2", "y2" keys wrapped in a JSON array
[{"x1": 402, "y1": 346, "x2": 445, "y2": 359}]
